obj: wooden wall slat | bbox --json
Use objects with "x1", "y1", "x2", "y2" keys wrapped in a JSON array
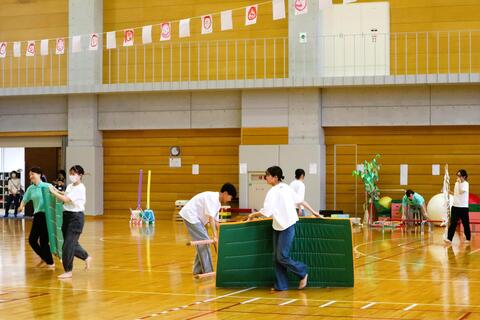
[
  {"x1": 240, "y1": 127, "x2": 288, "y2": 145},
  {"x1": 103, "y1": 128, "x2": 240, "y2": 219}
]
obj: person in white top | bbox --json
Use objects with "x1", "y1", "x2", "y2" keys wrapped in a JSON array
[
  {"x1": 445, "y1": 169, "x2": 470, "y2": 244},
  {"x1": 290, "y1": 168, "x2": 306, "y2": 216},
  {"x1": 247, "y1": 166, "x2": 320, "y2": 291},
  {"x1": 4, "y1": 170, "x2": 22, "y2": 218},
  {"x1": 49, "y1": 165, "x2": 92, "y2": 279},
  {"x1": 180, "y1": 183, "x2": 237, "y2": 276}
]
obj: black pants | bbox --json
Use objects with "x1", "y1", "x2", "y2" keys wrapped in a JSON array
[
  {"x1": 4, "y1": 194, "x2": 21, "y2": 216},
  {"x1": 447, "y1": 206, "x2": 471, "y2": 241},
  {"x1": 29, "y1": 212, "x2": 54, "y2": 265},
  {"x1": 62, "y1": 211, "x2": 89, "y2": 272}
]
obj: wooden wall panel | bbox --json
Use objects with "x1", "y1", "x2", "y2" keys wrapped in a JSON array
[
  {"x1": 103, "y1": 0, "x2": 288, "y2": 83},
  {"x1": 325, "y1": 126, "x2": 480, "y2": 217},
  {"x1": 103, "y1": 128, "x2": 240, "y2": 219},
  {"x1": 240, "y1": 127, "x2": 288, "y2": 145},
  {"x1": 0, "y1": 0, "x2": 68, "y2": 86}
]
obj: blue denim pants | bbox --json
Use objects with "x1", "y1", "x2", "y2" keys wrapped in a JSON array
[{"x1": 273, "y1": 224, "x2": 307, "y2": 290}]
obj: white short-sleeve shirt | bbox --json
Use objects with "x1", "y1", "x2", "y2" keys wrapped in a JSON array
[
  {"x1": 289, "y1": 179, "x2": 305, "y2": 207},
  {"x1": 179, "y1": 191, "x2": 221, "y2": 225},
  {"x1": 63, "y1": 183, "x2": 86, "y2": 212},
  {"x1": 261, "y1": 183, "x2": 301, "y2": 231},
  {"x1": 453, "y1": 181, "x2": 469, "y2": 208}
]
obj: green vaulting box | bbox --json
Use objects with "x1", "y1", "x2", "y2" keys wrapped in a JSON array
[{"x1": 216, "y1": 218, "x2": 354, "y2": 288}]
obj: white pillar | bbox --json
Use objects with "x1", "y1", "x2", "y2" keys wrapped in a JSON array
[{"x1": 66, "y1": 0, "x2": 104, "y2": 215}]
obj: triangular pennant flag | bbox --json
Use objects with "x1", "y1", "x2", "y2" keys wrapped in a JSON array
[
  {"x1": 0, "y1": 42, "x2": 7, "y2": 58},
  {"x1": 72, "y1": 36, "x2": 81, "y2": 53},
  {"x1": 343, "y1": 0, "x2": 356, "y2": 3},
  {"x1": 201, "y1": 15, "x2": 213, "y2": 34},
  {"x1": 56, "y1": 38, "x2": 65, "y2": 55},
  {"x1": 160, "y1": 22, "x2": 171, "y2": 41},
  {"x1": 319, "y1": 0, "x2": 333, "y2": 10},
  {"x1": 89, "y1": 33, "x2": 99, "y2": 51},
  {"x1": 26, "y1": 41, "x2": 35, "y2": 57},
  {"x1": 106, "y1": 31, "x2": 116, "y2": 49},
  {"x1": 245, "y1": 5, "x2": 258, "y2": 26},
  {"x1": 13, "y1": 42, "x2": 21, "y2": 57},
  {"x1": 123, "y1": 29, "x2": 134, "y2": 46},
  {"x1": 221, "y1": 10, "x2": 232, "y2": 31},
  {"x1": 272, "y1": 0, "x2": 286, "y2": 20},
  {"x1": 40, "y1": 39, "x2": 49, "y2": 56},
  {"x1": 142, "y1": 25, "x2": 152, "y2": 44},
  {"x1": 179, "y1": 19, "x2": 190, "y2": 38},
  {"x1": 294, "y1": 0, "x2": 308, "y2": 15}
]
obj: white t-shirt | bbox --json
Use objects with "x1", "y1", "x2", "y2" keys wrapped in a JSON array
[
  {"x1": 289, "y1": 179, "x2": 305, "y2": 207},
  {"x1": 63, "y1": 183, "x2": 86, "y2": 212},
  {"x1": 453, "y1": 181, "x2": 469, "y2": 208},
  {"x1": 261, "y1": 183, "x2": 301, "y2": 231},
  {"x1": 179, "y1": 191, "x2": 221, "y2": 225}
]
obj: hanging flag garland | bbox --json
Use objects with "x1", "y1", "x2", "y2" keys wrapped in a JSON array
[
  {"x1": 0, "y1": 0, "x2": 292, "y2": 56},
  {"x1": 89, "y1": 33, "x2": 99, "y2": 51},
  {"x1": 245, "y1": 5, "x2": 258, "y2": 26},
  {"x1": 123, "y1": 29, "x2": 134, "y2": 47},
  {"x1": 0, "y1": 42, "x2": 7, "y2": 58},
  {"x1": 201, "y1": 15, "x2": 213, "y2": 34},
  {"x1": 295, "y1": 0, "x2": 308, "y2": 15},
  {"x1": 160, "y1": 22, "x2": 171, "y2": 41}
]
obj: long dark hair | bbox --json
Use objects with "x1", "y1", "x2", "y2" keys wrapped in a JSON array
[{"x1": 29, "y1": 167, "x2": 47, "y2": 182}]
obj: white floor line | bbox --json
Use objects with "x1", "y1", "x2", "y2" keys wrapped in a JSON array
[
  {"x1": 279, "y1": 299, "x2": 297, "y2": 306},
  {"x1": 241, "y1": 297, "x2": 261, "y2": 305},
  {"x1": 203, "y1": 287, "x2": 256, "y2": 303},
  {"x1": 319, "y1": 300, "x2": 336, "y2": 308},
  {"x1": 361, "y1": 302, "x2": 376, "y2": 309},
  {"x1": 404, "y1": 303, "x2": 417, "y2": 311}
]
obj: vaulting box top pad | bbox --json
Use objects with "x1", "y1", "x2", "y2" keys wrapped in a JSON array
[{"x1": 216, "y1": 218, "x2": 354, "y2": 288}]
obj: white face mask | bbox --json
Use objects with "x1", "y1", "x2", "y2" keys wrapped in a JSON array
[{"x1": 69, "y1": 175, "x2": 80, "y2": 183}]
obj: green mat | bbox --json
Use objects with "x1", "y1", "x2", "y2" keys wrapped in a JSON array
[
  {"x1": 41, "y1": 187, "x2": 64, "y2": 259},
  {"x1": 216, "y1": 218, "x2": 354, "y2": 288}
]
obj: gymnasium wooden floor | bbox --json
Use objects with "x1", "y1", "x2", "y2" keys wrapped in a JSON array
[{"x1": 0, "y1": 217, "x2": 479, "y2": 320}]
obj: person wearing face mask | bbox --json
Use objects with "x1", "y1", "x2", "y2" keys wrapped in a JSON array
[
  {"x1": 445, "y1": 169, "x2": 471, "y2": 245},
  {"x1": 247, "y1": 166, "x2": 319, "y2": 291},
  {"x1": 4, "y1": 170, "x2": 22, "y2": 218},
  {"x1": 18, "y1": 167, "x2": 55, "y2": 269},
  {"x1": 48, "y1": 165, "x2": 91, "y2": 279}
]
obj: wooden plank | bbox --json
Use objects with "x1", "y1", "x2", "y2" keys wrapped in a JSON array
[
  {"x1": 0, "y1": 131, "x2": 68, "y2": 138},
  {"x1": 103, "y1": 137, "x2": 241, "y2": 147},
  {"x1": 104, "y1": 128, "x2": 240, "y2": 219}
]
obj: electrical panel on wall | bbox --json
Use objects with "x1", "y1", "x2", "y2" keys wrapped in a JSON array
[{"x1": 320, "y1": 2, "x2": 390, "y2": 77}]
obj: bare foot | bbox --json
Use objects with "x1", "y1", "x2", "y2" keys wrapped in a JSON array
[
  {"x1": 58, "y1": 272, "x2": 72, "y2": 279},
  {"x1": 46, "y1": 264, "x2": 55, "y2": 270},
  {"x1": 85, "y1": 256, "x2": 92, "y2": 270},
  {"x1": 298, "y1": 274, "x2": 308, "y2": 290}
]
